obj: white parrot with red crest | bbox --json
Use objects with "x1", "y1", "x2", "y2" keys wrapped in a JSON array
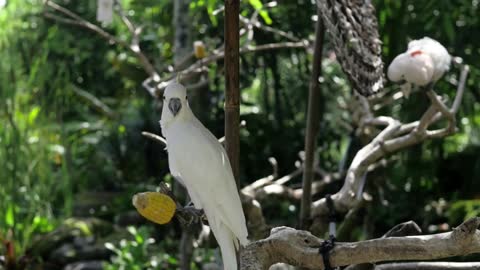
[{"x1": 387, "y1": 37, "x2": 451, "y2": 97}]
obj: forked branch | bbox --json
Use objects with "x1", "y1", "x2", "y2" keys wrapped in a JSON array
[{"x1": 310, "y1": 63, "x2": 469, "y2": 234}]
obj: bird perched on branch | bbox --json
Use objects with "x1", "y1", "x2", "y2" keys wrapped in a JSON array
[
  {"x1": 160, "y1": 82, "x2": 249, "y2": 270},
  {"x1": 387, "y1": 37, "x2": 451, "y2": 97}
]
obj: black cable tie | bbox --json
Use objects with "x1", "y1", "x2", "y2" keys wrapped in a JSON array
[{"x1": 318, "y1": 234, "x2": 336, "y2": 270}]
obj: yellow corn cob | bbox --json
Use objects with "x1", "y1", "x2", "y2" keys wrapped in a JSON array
[
  {"x1": 132, "y1": 192, "x2": 176, "y2": 224},
  {"x1": 194, "y1": 41, "x2": 206, "y2": 59}
]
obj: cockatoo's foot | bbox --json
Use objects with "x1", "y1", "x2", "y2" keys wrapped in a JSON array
[
  {"x1": 400, "y1": 83, "x2": 412, "y2": 98},
  {"x1": 176, "y1": 205, "x2": 206, "y2": 230}
]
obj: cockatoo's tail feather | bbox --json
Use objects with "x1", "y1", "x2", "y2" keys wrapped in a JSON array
[{"x1": 160, "y1": 82, "x2": 249, "y2": 269}]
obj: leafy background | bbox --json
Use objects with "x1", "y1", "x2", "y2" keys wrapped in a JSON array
[{"x1": 0, "y1": 0, "x2": 479, "y2": 269}]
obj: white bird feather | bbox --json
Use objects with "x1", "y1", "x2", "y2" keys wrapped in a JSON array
[
  {"x1": 160, "y1": 82, "x2": 248, "y2": 270},
  {"x1": 387, "y1": 37, "x2": 451, "y2": 97}
]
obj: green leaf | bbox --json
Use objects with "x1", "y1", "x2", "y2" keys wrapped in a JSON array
[
  {"x1": 248, "y1": 0, "x2": 263, "y2": 10},
  {"x1": 258, "y1": 10, "x2": 272, "y2": 25},
  {"x1": 207, "y1": 0, "x2": 218, "y2": 26},
  {"x1": 248, "y1": 0, "x2": 272, "y2": 25},
  {"x1": 28, "y1": 106, "x2": 41, "y2": 125},
  {"x1": 5, "y1": 205, "x2": 14, "y2": 226},
  {"x1": 118, "y1": 124, "x2": 126, "y2": 134}
]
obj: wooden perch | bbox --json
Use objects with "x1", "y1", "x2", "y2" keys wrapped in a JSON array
[
  {"x1": 240, "y1": 217, "x2": 480, "y2": 270},
  {"x1": 375, "y1": 262, "x2": 480, "y2": 270},
  {"x1": 310, "y1": 63, "x2": 469, "y2": 234}
]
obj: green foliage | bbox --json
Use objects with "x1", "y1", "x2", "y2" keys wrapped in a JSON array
[
  {"x1": 103, "y1": 226, "x2": 177, "y2": 270},
  {"x1": 448, "y1": 200, "x2": 480, "y2": 225},
  {"x1": 0, "y1": 0, "x2": 479, "y2": 267}
]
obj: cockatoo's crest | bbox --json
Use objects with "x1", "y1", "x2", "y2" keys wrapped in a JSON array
[
  {"x1": 164, "y1": 82, "x2": 187, "y2": 100},
  {"x1": 410, "y1": 50, "x2": 422, "y2": 57}
]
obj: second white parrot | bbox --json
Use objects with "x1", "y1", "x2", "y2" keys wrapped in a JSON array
[
  {"x1": 160, "y1": 82, "x2": 249, "y2": 270},
  {"x1": 387, "y1": 37, "x2": 451, "y2": 97}
]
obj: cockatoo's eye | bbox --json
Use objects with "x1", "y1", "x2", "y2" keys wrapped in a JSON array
[{"x1": 185, "y1": 96, "x2": 188, "y2": 100}]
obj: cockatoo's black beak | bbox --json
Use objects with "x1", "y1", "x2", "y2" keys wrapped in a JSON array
[{"x1": 168, "y1": 98, "x2": 182, "y2": 116}]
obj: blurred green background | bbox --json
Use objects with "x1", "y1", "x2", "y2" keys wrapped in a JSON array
[{"x1": 1, "y1": 0, "x2": 479, "y2": 269}]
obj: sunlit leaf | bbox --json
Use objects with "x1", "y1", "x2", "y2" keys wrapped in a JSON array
[
  {"x1": 206, "y1": 0, "x2": 218, "y2": 26},
  {"x1": 248, "y1": 0, "x2": 272, "y2": 25},
  {"x1": 5, "y1": 205, "x2": 14, "y2": 226},
  {"x1": 28, "y1": 106, "x2": 41, "y2": 125}
]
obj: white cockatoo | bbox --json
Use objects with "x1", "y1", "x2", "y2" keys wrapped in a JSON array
[
  {"x1": 160, "y1": 82, "x2": 249, "y2": 270},
  {"x1": 387, "y1": 37, "x2": 451, "y2": 97},
  {"x1": 96, "y1": 0, "x2": 114, "y2": 24}
]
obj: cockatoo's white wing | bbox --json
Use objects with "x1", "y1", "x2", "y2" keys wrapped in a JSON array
[
  {"x1": 408, "y1": 37, "x2": 451, "y2": 81},
  {"x1": 165, "y1": 119, "x2": 248, "y2": 245},
  {"x1": 387, "y1": 53, "x2": 433, "y2": 86},
  {"x1": 404, "y1": 54, "x2": 434, "y2": 86},
  {"x1": 167, "y1": 148, "x2": 184, "y2": 186},
  {"x1": 387, "y1": 51, "x2": 434, "y2": 86}
]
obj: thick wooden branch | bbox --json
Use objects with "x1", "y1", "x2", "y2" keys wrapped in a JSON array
[
  {"x1": 310, "y1": 62, "x2": 469, "y2": 234},
  {"x1": 375, "y1": 262, "x2": 480, "y2": 270},
  {"x1": 240, "y1": 218, "x2": 480, "y2": 270}
]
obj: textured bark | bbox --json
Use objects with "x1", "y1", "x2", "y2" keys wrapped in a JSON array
[
  {"x1": 345, "y1": 220, "x2": 423, "y2": 270},
  {"x1": 310, "y1": 77, "x2": 468, "y2": 235},
  {"x1": 375, "y1": 262, "x2": 480, "y2": 270},
  {"x1": 240, "y1": 218, "x2": 480, "y2": 270}
]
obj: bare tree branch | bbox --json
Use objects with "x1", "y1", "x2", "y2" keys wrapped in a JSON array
[
  {"x1": 375, "y1": 262, "x2": 480, "y2": 270},
  {"x1": 240, "y1": 217, "x2": 480, "y2": 269},
  {"x1": 44, "y1": 1, "x2": 126, "y2": 45},
  {"x1": 310, "y1": 62, "x2": 469, "y2": 234},
  {"x1": 71, "y1": 84, "x2": 115, "y2": 119},
  {"x1": 43, "y1": 0, "x2": 160, "y2": 83},
  {"x1": 141, "y1": 131, "x2": 167, "y2": 146},
  {"x1": 239, "y1": 15, "x2": 300, "y2": 42},
  {"x1": 151, "y1": 41, "x2": 309, "y2": 96}
]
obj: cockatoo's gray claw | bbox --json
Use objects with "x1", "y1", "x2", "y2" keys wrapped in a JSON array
[{"x1": 176, "y1": 205, "x2": 207, "y2": 229}]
